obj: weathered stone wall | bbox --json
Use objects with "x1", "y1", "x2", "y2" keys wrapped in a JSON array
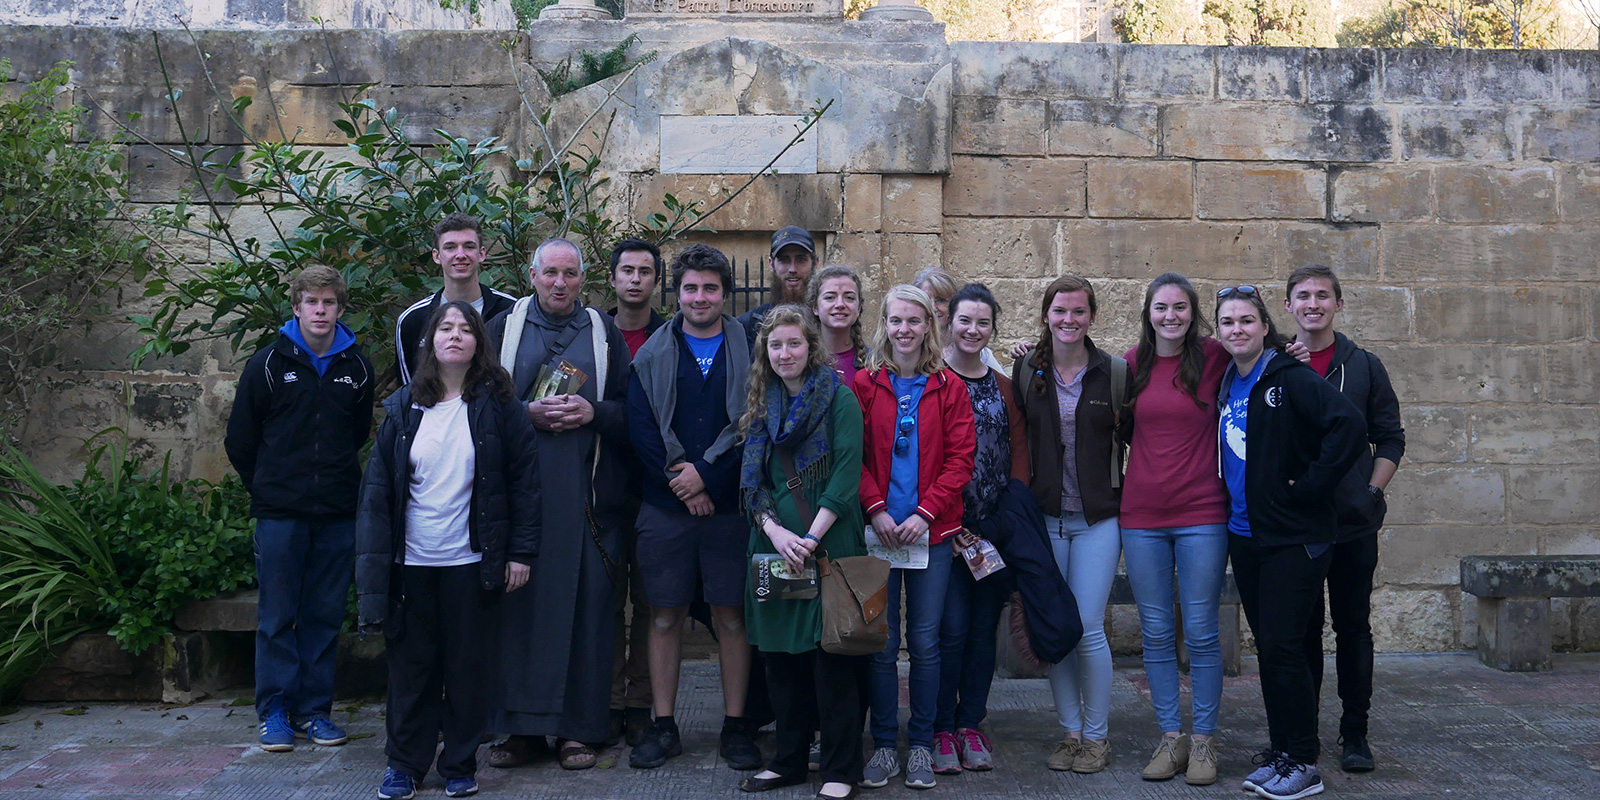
[
  {"x1": 3, "y1": 20, "x2": 1596, "y2": 653},
  {"x1": 0, "y1": 0, "x2": 516, "y2": 30}
]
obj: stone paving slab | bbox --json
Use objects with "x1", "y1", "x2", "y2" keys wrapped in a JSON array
[{"x1": 0, "y1": 652, "x2": 1596, "y2": 799}]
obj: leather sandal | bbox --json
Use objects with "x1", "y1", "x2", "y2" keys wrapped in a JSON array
[
  {"x1": 738, "y1": 772, "x2": 807, "y2": 792},
  {"x1": 559, "y1": 739, "x2": 598, "y2": 771},
  {"x1": 487, "y1": 735, "x2": 537, "y2": 769}
]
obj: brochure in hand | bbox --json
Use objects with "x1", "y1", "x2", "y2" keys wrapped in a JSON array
[
  {"x1": 751, "y1": 554, "x2": 820, "y2": 601},
  {"x1": 864, "y1": 526, "x2": 930, "y2": 570},
  {"x1": 530, "y1": 359, "x2": 589, "y2": 401}
]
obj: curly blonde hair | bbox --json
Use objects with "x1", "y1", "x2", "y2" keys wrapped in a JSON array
[
  {"x1": 739, "y1": 304, "x2": 832, "y2": 441},
  {"x1": 866, "y1": 284, "x2": 945, "y2": 376}
]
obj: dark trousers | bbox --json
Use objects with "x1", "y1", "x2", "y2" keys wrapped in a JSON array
[
  {"x1": 763, "y1": 648, "x2": 868, "y2": 785},
  {"x1": 386, "y1": 564, "x2": 500, "y2": 781},
  {"x1": 936, "y1": 562, "x2": 1006, "y2": 732},
  {"x1": 253, "y1": 515, "x2": 354, "y2": 721},
  {"x1": 1230, "y1": 534, "x2": 1333, "y2": 765},
  {"x1": 1306, "y1": 533, "x2": 1378, "y2": 739},
  {"x1": 611, "y1": 516, "x2": 652, "y2": 711}
]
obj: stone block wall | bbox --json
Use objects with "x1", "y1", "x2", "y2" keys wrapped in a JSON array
[{"x1": 3, "y1": 21, "x2": 1596, "y2": 652}]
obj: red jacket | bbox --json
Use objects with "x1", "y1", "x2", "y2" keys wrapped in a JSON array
[{"x1": 853, "y1": 366, "x2": 977, "y2": 544}]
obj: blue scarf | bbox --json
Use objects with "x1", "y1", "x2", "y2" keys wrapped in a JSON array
[{"x1": 740, "y1": 365, "x2": 840, "y2": 519}]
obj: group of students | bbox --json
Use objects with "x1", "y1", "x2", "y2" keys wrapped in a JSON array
[{"x1": 224, "y1": 214, "x2": 1404, "y2": 800}]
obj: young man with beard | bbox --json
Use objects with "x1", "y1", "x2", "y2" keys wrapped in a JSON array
[
  {"x1": 737, "y1": 226, "x2": 816, "y2": 351},
  {"x1": 607, "y1": 237, "x2": 667, "y2": 746},
  {"x1": 626, "y1": 244, "x2": 761, "y2": 772},
  {"x1": 1285, "y1": 264, "x2": 1406, "y2": 776},
  {"x1": 395, "y1": 213, "x2": 517, "y2": 385}
]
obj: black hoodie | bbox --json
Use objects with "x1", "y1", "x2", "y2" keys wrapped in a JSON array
[
  {"x1": 1318, "y1": 332, "x2": 1406, "y2": 541},
  {"x1": 1218, "y1": 351, "x2": 1366, "y2": 546}
]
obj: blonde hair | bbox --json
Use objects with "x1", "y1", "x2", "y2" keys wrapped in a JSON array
[
  {"x1": 866, "y1": 285, "x2": 945, "y2": 376},
  {"x1": 913, "y1": 267, "x2": 957, "y2": 305},
  {"x1": 740, "y1": 304, "x2": 831, "y2": 441},
  {"x1": 805, "y1": 264, "x2": 865, "y2": 364}
]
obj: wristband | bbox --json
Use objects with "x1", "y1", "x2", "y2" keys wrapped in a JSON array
[
  {"x1": 803, "y1": 533, "x2": 820, "y2": 543},
  {"x1": 1367, "y1": 484, "x2": 1383, "y2": 499}
]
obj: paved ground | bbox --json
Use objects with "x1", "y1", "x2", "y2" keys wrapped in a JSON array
[{"x1": 1, "y1": 652, "x2": 1597, "y2": 799}]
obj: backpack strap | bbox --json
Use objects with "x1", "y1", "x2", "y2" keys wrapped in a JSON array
[{"x1": 1107, "y1": 354, "x2": 1128, "y2": 490}]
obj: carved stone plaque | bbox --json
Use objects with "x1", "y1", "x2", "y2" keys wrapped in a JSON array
[
  {"x1": 659, "y1": 115, "x2": 819, "y2": 174},
  {"x1": 626, "y1": 0, "x2": 844, "y2": 17}
]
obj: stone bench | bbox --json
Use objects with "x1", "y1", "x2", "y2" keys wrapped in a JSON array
[
  {"x1": 998, "y1": 571, "x2": 1243, "y2": 678},
  {"x1": 1461, "y1": 555, "x2": 1600, "y2": 672}
]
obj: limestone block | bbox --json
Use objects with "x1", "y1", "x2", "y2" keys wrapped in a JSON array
[
  {"x1": 952, "y1": 96, "x2": 1047, "y2": 156},
  {"x1": 1306, "y1": 48, "x2": 1378, "y2": 103},
  {"x1": 1559, "y1": 165, "x2": 1600, "y2": 222},
  {"x1": 1384, "y1": 49, "x2": 1558, "y2": 104},
  {"x1": 943, "y1": 218, "x2": 1056, "y2": 280},
  {"x1": 881, "y1": 175, "x2": 942, "y2": 234},
  {"x1": 1400, "y1": 405, "x2": 1469, "y2": 464},
  {"x1": 1562, "y1": 51, "x2": 1600, "y2": 103},
  {"x1": 1086, "y1": 159, "x2": 1192, "y2": 220},
  {"x1": 231, "y1": 83, "x2": 363, "y2": 145},
  {"x1": 883, "y1": 233, "x2": 942, "y2": 285},
  {"x1": 1278, "y1": 223, "x2": 1380, "y2": 283},
  {"x1": 660, "y1": 115, "x2": 818, "y2": 174},
  {"x1": 1164, "y1": 103, "x2": 1391, "y2": 162},
  {"x1": 1522, "y1": 109, "x2": 1600, "y2": 162},
  {"x1": 951, "y1": 41, "x2": 1114, "y2": 99},
  {"x1": 1062, "y1": 221, "x2": 1277, "y2": 282},
  {"x1": 1217, "y1": 46, "x2": 1304, "y2": 102},
  {"x1": 828, "y1": 232, "x2": 882, "y2": 275},
  {"x1": 1380, "y1": 527, "x2": 1538, "y2": 586},
  {"x1": 19, "y1": 632, "x2": 162, "y2": 702},
  {"x1": 1339, "y1": 284, "x2": 1411, "y2": 342},
  {"x1": 1435, "y1": 166, "x2": 1557, "y2": 224},
  {"x1": 843, "y1": 173, "x2": 881, "y2": 232},
  {"x1": 258, "y1": 29, "x2": 391, "y2": 86},
  {"x1": 128, "y1": 144, "x2": 243, "y2": 204},
  {"x1": 1477, "y1": 596, "x2": 1551, "y2": 671},
  {"x1": 1196, "y1": 163, "x2": 1325, "y2": 221},
  {"x1": 1399, "y1": 108, "x2": 1513, "y2": 162},
  {"x1": 1383, "y1": 467, "x2": 1506, "y2": 525},
  {"x1": 946, "y1": 156, "x2": 1086, "y2": 218},
  {"x1": 985, "y1": 278, "x2": 1051, "y2": 344},
  {"x1": 1371, "y1": 586, "x2": 1455, "y2": 652},
  {"x1": 175, "y1": 590, "x2": 258, "y2": 632},
  {"x1": 816, "y1": 60, "x2": 950, "y2": 173},
  {"x1": 78, "y1": 83, "x2": 212, "y2": 146},
  {"x1": 1542, "y1": 344, "x2": 1600, "y2": 404},
  {"x1": 374, "y1": 85, "x2": 520, "y2": 146},
  {"x1": 388, "y1": 30, "x2": 518, "y2": 86},
  {"x1": 1117, "y1": 45, "x2": 1212, "y2": 100},
  {"x1": 1509, "y1": 467, "x2": 1600, "y2": 525},
  {"x1": 1331, "y1": 167, "x2": 1433, "y2": 223},
  {"x1": 1382, "y1": 49, "x2": 1469, "y2": 103},
  {"x1": 1364, "y1": 344, "x2": 1540, "y2": 404},
  {"x1": 1380, "y1": 225, "x2": 1599, "y2": 283},
  {"x1": 1415, "y1": 285, "x2": 1586, "y2": 345},
  {"x1": 1470, "y1": 407, "x2": 1600, "y2": 465},
  {"x1": 630, "y1": 173, "x2": 843, "y2": 233},
  {"x1": 1047, "y1": 100, "x2": 1158, "y2": 158}
]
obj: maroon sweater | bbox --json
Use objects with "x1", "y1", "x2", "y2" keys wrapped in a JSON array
[{"x1": 1119, "y1": 338, "x2": 1231, "y2": 529}]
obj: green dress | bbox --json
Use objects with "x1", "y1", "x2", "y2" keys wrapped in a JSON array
[{"x1": 744, "y1": 384, "x2": 867, "y2": 654}]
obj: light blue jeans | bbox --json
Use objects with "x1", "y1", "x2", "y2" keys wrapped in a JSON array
[
  {"x1": 1044, "y1": 511, "x2": 1121, "y2": 741},
  {"x1": 1121, "y1": 523, "x2": 1230, "y2": 735}
]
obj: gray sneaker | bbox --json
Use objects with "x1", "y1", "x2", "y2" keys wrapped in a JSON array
[
  {"x1": 931, "y1": 731, "x2": 961, "y2": 774},
  {"x1": 1255, "y1": 758, "x2": 1322, "y2": 800},
  {"x1": 859, "y1": 747, "x2": 899, "y2": 789},
  {"x1": 1243, "y1": 750, "x2": 1285, "y2": 792},
  {"x1": 904, "y1": 746, "x2": 937, "y2": 790},
  {"x1": 808, "y1": 738, "x2": 821, "y2": 772}
]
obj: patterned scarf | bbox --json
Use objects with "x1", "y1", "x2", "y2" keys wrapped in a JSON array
[{"x1": 740, "y1": 365, "x2": 840, "y2": 519}]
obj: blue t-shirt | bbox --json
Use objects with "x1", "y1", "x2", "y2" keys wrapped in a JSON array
[
  {"x1": 1221, "y1": 353, "x2": 1272, "y2": 537},
  {"x1": 886, "y1": 374, "x2": 928, "y2": 525},
  {"x1": 683, "y1": 330, "x2": 724, "y2": 377}
]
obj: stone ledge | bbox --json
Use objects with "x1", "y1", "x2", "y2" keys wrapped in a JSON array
[{"x1": 1461, "y1": 555, "x2": 1600, "y2": 599}]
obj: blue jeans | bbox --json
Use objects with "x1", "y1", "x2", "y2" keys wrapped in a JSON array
[
  {"x1": 1121, "y1": 523, "x2": 1230, "y2": 735},
  {"x1": 1044, "y1": 511, "x2": 1120, "y2": 741},
  {"x1": 935, "y1": 552, "x2": 1006, "y2": 733},
  {"x1": 253, "y1": 516, "x2": 355, "y2": 722},
  {"x1": 869, "y1": 538, "x2": 953, "y2": 750}
]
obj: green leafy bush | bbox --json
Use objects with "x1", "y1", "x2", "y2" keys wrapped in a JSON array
[{"x1": 536, "y1": 33, "x2": 657, "y2": 97}]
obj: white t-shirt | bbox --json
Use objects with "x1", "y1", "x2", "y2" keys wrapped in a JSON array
[{"x1": 404, "y1": 396, "x2": 482, "y2": 567}]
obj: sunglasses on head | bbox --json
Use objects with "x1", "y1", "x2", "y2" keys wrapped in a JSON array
[
  {"x1": 894, "y1": 396, "x2": 915, "y2": 456},
  {"x1": 1217, "y1": 285, "x2": 1260, "y2": 300}
]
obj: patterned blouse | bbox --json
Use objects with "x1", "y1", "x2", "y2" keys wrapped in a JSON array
[{"x1": 959, "y1": 370, "x2": 1011, "y2": 526}]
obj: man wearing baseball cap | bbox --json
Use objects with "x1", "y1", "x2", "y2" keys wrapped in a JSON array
[{"x1": 736, "y1": 225, "x2": 816, "y2": 351}]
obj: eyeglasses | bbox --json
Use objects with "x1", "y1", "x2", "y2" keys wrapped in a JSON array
[
  {"x1": 1217, "y1": 285, "x2": 1259, "y2": 299},
  {"x1": 894, "y1": 396, "x2": 915, "y2": 456}
]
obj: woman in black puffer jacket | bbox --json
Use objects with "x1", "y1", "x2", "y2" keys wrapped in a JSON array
[{"x1": 355, "y1": 301, "x2": 540, "y2": 800}]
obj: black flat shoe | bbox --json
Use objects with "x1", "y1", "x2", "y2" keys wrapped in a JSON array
[
  {"x1": 816, "y1": 783, "x2": 856, "y2": 800},
  {"x1": 738, "y1": 773, "x2": 808, "y2": 792}
]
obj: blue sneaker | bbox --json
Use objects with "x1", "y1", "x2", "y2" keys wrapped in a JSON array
[
  {"x1": 445, "y1": 777, "x2": 479, "y2": 797},
  {"x1": 259, "y1": 706, "x2": 295, "y2": 752},
  {"x1": 295, "y1": 717, "x2": 349, "y2": 746},
  {"x1": 1254, "y1": 758, "x2": 1322, "y2": 800},
  {"x1": 378, "y1": 768, "x2": 416, "y2": 800}
]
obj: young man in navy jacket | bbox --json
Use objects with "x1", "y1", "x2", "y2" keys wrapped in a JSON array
[
  {"x1": 225, "y1": 265, "x2": 375, "y2": 753},
  {"x1": 1286, "y1": 264, "x2": 1406, "y2": 774}
]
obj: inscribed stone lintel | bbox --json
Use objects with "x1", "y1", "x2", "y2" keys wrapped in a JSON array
[
  {"x1": 625, "y1": 0, "x2": 844, "y2": 17},
  {"x1": 660, "y1": 115, "x2": 820, "y2": 174}
]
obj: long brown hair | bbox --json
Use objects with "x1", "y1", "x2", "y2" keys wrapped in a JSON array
[
  {"x1": 411, "y1": 301, "x2": 514, "y2": 407},
  {"x1": 805, "y1": 264, "x2": 865, "y2": 364},
  {"x1": 1131, "y1": 273, "x2": 1211, "y2": 410},
  {"x1": 1028, "y1": 275, "x2": 1097, "y2": 394},
  {"x1": 740, "y1": 304, "x2": 831, "y2": 441}
]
